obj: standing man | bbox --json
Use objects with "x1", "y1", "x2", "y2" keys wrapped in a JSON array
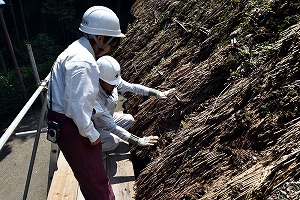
[{"x1": 47, "y1": 6, "x2": 125, "y2": 200}]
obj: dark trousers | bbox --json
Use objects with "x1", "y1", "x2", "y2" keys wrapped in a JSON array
[{"x1": 48, "y1": 109, "x2": 115, "y2": 200}]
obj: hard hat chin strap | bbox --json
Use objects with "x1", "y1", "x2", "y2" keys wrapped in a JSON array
[{"x1": 91, "y1": 35, "x2": 114, "y2": 53}]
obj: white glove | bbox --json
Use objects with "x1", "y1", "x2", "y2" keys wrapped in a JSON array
[
  {"x1": 155, "y1": 88, "x2": 176, "y2": 99},
  {"x1": 138, "y1": 136, "x2": 159, "y2": 146}
]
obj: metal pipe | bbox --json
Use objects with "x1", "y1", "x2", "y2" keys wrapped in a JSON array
[
  {"x1": 0, "y1": 73, "x2": 50, "y2": 151},
  {"x1": 26, "y1": 43, "x2": 41, "y2": 85},
  {"x1": 26, "y1": 43, "x2": 44, "y2": 103},
  {"x1": 23, "y1": 90, "x2": 48, "y2": 200},
  {"x1": 15, "y1": 128, "x2": 47, "y2": 136},
  {"x1": 47, "y1": 143, "x2": 60, "y2": 193}
]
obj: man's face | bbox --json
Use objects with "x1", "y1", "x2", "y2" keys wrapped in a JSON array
[
  {"x1": 95, "y1": 36, "x2": 121, "y2": 58},
  {"x1": 95, "y1": 36, "x2": 111, "y2": 58},
  {"x1": 100, "y1": 80, "x2": 116, "y2": 95}
]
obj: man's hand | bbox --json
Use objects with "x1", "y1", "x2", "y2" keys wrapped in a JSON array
[
  {"x1": 149, "y1": 88, "x2": 176, "y2": 99},
  {"x1": 156, "y1": 88, "x2": 176, "y2": 99},
  {"x1": 138, "y1": 136, "x2": 159, "y2": 146},
  {"x1": 90, "y1": 137, "x2": 101, "y2": 146}
]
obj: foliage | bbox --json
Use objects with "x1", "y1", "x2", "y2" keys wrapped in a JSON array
[
  {"x1": 0, "y1": 70, "x2": 24, "y2": 121},
  {"x1": 0, "y1": 33, "x2": 62, "y2": 121},
  {"x1": 41, "y1": 0, "x2": 76, "y2": 23},
  {"x1": 30, "y1": 33, "x2": 63, "y2": 79},
  {"x1": 41, "y1": 0, "x2": 79, "y2": 45}
]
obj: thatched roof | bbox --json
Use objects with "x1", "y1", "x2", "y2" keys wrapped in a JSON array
[{"x1": 113, "y1": 0, "x2": 300, "y2": 199}]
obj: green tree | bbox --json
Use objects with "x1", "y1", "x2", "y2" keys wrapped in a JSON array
[
  {"x1": 0, "y1": 33, "x2": 62, "y2": 121},
  {"x1": 41, "y1": 0, "x2": 79, "y2": 45}
]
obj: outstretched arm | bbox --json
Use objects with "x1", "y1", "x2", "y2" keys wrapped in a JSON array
[
  {"x1": 93, "y1": 101, "x2": 159, "y2": 146},
  {"x1": 118, "y1": 78, "x2": 176, "y2": 99}
]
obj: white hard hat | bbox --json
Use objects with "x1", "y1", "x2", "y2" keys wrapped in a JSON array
[
  {"x1": 79, "y1": 6, "x2": 125, "y2": 37},
  {"x1": 0, "y1": 0, "x2": 5, "y2": 5},
  {"x1": 97, "y1": 56, "x2": 121, "y2": 85}
]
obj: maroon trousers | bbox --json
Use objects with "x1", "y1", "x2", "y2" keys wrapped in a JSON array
[{"x1": 48, "y1": 110, "x2": 115, "y2": 200}]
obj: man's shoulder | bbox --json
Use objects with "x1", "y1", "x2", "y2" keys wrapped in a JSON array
[{"x1": 64, "y1": 37, "x2": 92, "y2": 55}]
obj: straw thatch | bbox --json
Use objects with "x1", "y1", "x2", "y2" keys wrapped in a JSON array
[{"x1": 113, "y1": 0, "x2": 300, "y2": 199}]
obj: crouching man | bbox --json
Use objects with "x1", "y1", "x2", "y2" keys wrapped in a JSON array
[{"x1": 92, "y1": 56, "x2": 175, "y2": 151}]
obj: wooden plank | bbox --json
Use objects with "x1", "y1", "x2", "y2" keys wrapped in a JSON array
[
  {"x1": 76, "y1": 187, "x2": 84, "y2": 200},
  {"x1": 77, "y1": 141, "x2": 135, "y2": 199},
  {"x1": 47, "y1": 153, "x2": 79, "y2": 200},
  {"x1": 48, "y1": 142, "x2": 136, "y2": 200},
  {"x1": 47, "y1": 106, "x2": 135, "y2": 199},
  {"x1": 107, "y1": 141, "x2": 135, "y2": 200}
]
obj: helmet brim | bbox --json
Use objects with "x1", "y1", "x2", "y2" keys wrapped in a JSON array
[
  {"x1": 79, "y1": 26, "x2": 125, "y2": 38},
  {"x1": 102, "y1": 76, "x2": 121, "y2": 86}
]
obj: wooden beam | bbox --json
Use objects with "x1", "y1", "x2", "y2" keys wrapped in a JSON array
[
  {"x1": 47, "y1": 153, "x2": 79, "y2": 200},
  {"x1": 47, "y1": 104, "x2": 135, "y2": 199},
  {"x1": 47, "y1": 141, "x2": 136, "y2": 200},
  {"x1": 107, "y1": 141, "x2": 135, "y2": 199}
]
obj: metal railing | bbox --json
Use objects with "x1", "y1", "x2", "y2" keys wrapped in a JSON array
[
  {"x1": 0, "y1": 73, "x2": 50, "y2": 150},
  {"x1": 0, "y1": 72, "x2": 53, "y2": 200},
  {"x1": 0, "y1": 39, "x2": 61, "y2": 199}
]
